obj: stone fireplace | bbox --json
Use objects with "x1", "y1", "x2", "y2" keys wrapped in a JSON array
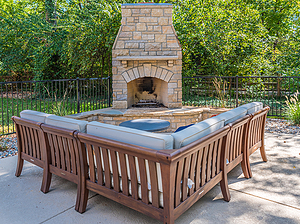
[{"x1": 112, "y1": 3, "x2": 182, "y2": 109}]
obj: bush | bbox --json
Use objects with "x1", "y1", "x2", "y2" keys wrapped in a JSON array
[{"x1": 285, "y1": 91, "x2": 300, "y2": 124}]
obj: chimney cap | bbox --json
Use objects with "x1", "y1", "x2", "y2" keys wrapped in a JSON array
[{"x1": 121, "y1": 3, "x2": 172, "y2": 8}]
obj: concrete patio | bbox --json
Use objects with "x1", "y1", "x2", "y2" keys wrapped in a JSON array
[{"x1": 0, "y1": 133, "x2": 299, "y2": 224}]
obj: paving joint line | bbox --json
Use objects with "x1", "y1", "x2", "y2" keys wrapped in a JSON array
[
  {"x1": 39, "y1": 194, "x2": 98, "y2": 224},
  {"x1": 229, "y1": 187, "x2": 300, "y2": 211}
]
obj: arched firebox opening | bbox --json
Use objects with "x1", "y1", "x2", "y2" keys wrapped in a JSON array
[{"x1": 127, "y1": 77, "x2": 168, "y2": 107}]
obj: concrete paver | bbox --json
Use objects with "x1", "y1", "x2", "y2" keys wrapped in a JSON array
[{"x1": 0, "y1": 133, "x2": 299, "y2": 224}]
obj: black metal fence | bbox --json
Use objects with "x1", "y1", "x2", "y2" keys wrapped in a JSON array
[
  {"x1": 182, "y1": 76, "x2": 300, "y2": 117},
  {"x1": 1, "y1": 75, "x2": 299, "y2": 136},
  {"x1": 1, "y1": 77, "x2": 111, "y2": 135}
]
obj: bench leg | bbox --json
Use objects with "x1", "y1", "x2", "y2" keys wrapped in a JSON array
[
  {"x1": 163, "y1": 216, "x2": 174, "y2": 224},
  {"x1": 77, "y1": 186, "x2": 89, "y2": 213},
  {"x1": 220, "y1": 171, "x2": 231, "y2": 202},
  {"x1": 15, "y1": 154, "x2": 24, "y2": 177},
  {"x1": 260, "y1": 143, "x2": 268, "y2": 162},
  {"x1": 41, "y1": 169, "x2": 52, "y2": 193},
  {"x1": 241, "y1": 151, "x2": 250, "y2": 179}
]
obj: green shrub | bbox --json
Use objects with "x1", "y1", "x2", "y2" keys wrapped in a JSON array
[{"x1": 285, "y1": 91, "x2": 300, "y2": 124}]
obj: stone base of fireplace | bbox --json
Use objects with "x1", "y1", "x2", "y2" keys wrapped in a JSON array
[{"x1": 66, "y1": 107, "x2": 228, "y2": 133}]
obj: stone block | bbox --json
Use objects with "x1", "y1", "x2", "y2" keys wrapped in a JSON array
[
  {"x1": 141, "y1": 52, "x2": 149, "y2": 56},
  {"x1": 112, "y1": 49, "x2": 129, "y2": 57},
  {"x1": 147, "y1": 26, "x2": 153, "y2": 31},
  {"x1": 122, "y1": 9, "x2": 132, "y2": 17},
  {"x1": 152, "y1": 9, "x2": 164, "y2": 17},
  {"x1": 162, "y1": 26, "x2": 173, "y2": 34},
  {"x1": 112, "y1": 67, "x2": 118, "y2": 75},
  {"x1": 178, "y1": 91, "x2": 182, "y2": 99},
  {"x1": 132, "y1": 9, "x2": 140, "y2": 14},
  {"x1": 121, "y1": 18, "x2": 126, "y2": 25},
  {"x1": 138, "y1": 66, "x2": 145, "y2": 77},
  {"x1": 113, "y1": 74, "x2": 124, "y2": 81},
  {"x1": 165, "y1": 71, "x2": 173, "y2": 82},
  {"x1": 129, "y1": 51, "x2": 141, "y2": 56},
  {"x1": 149, "y1": 51, "x2": 157, "y2": 56},
  {"x1": 127, "y1": 17, "x2": 134, "y2": 23},
  {"x1": 127, "y1": 69, "x2": 135, "y2": 81},
  {"x1": 139, "y1": 17, "x2": 157, "y2": 23},
  {"x1": 178, "y1": 79, "x2": 182, "y2": 87},
  {"x1": 155, "y1": 34, "x2": 166, "y2": 42},
  {"x1": 115, "y1": 41, "x2": 125, "y2": 49},
  {"x1": 164, "y1": 8, "x2": 172, "y2": 15},
  {"x1": 168, "y1": 82, "x2": 177, "y2": 89},
  {"x1": 150, "y1": 66, "x2": 157, "y2": 77},
  {"x1": 159, "y1": 17, "x2": 169, "y2": 25},
  {"x1": 125, "y1": 42, "x2": 139, "y2": 49},
  {"x1": 154, "y1": 26, "x2": 161, "y2": 32},
  {"x1": 145, "y1": 43, "x2": 161, "y2": 51},
  {"x1": 119, "y1": 32, "x2": 132, "y2": 38},
  {"x1": 160, "y1": 69, "x2": 168, "y2": 80},
  {"x1": 113, "y1": 101, "x2": 127, "y2": 109},
  {"x1": 143, "y1": 64, "x2": 151, "y2": 77},
  {"x1": 133, "y1": 32, "x2": 141, "y2": 40},
  {"x1": 136, "y1": 23, "x2": 146, "y2": 31},
  {"x1": 155, "y1": 67, "x2": 163, "y2": 78},
  {"x1": 133, "y1": 67, "x2": 139, "y2": 79},
  {"x1": 141, "y1": 9, "x2": 151, "y2": 14},
  {"x1": 167, "y1": 40, "x2": 180, "y2": 48},
  {"x1": 122, "y1": 26, "x2": 135, "y2": 32}
]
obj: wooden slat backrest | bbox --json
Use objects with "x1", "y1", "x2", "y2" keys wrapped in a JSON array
[
  {"x1": 77, "y1": 132, "x2": 161, "y2": 208},
  {"x1": 227, "y1": 115, "x2": 251, "y2": 164},
  {"x1": 159, "y1": 125, "x2": 231, "y2": 210},
  {"x1": 248, "y1": 107, "x2": 269, "y2": 155},
  {"x1": 12, "y1": 116, "x2": 44, "y2": 167},
  {"x1": 40, "y1": 124, "x2": 80, "y2": 183}
]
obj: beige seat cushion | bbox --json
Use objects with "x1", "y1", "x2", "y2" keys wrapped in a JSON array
[
  {"x1": 45, "y1": 115, "x2": 88, "y2": 133},
  {"x1": 216, "y1": 107, "x2": 247, "y2": 125},
  {"x1": 171, "y1": 116, "x2": 225, "y2": 149},
  {"x1": 20, "y1": 110, "x2": 51, "y2": 123},
  {"x1": 239, "y1": 102, "x2": 263, "y2": 114}
]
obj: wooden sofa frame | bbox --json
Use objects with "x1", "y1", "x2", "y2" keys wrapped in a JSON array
[{"x1": 12, "y1": 106, "x2": 269, "y2": 224}]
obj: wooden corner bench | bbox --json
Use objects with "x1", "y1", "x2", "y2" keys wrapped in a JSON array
[{"x1": 12, "y1": 104, "x2": 269, "y2": 224}]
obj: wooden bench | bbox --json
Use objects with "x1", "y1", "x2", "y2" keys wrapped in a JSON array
[{"x1": 12, "y1": 106, "x2": 269, "y2": 224}]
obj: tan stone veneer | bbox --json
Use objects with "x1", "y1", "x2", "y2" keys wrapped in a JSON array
[{"x1": 112, "y1": 3, "x2": 182, "y2": 109}]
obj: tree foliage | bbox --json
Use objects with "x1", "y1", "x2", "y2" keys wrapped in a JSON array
[{"x1": 0, "y1": 0, "x2": 299, "y2": 81}]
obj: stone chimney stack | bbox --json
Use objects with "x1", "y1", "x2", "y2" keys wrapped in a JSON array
[{"x1": 112, "y1": 3, "x2": 182, "y2": 109}]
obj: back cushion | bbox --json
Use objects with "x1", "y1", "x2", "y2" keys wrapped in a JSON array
[
  {"x1": 20, "y1": 110, "x2": 51, "y2": 123},
  {"x1": 216, "y1": 107, "x2": 247, "y2": 125},
  {"x1": 171, "y1": 116, "x2": 225, "y2": 149},
  {"x1": 87, "y1": 121, "x2": 173, "y2": 150},
  {"x1": 239, "y1": 102, "x2": 263, "y2": 114},
  {"x1": 45, "y1": 115, "x2": 88, "y2": 133}
]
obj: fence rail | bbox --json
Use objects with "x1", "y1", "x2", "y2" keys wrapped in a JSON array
[
  {"x1": 182, "y1": 75, "x2": 300, "y2": 117},
  {"x1": 1, "y1": 75, "x2": 299, "y2": 136},
  {"x1": 1, "y1": 77, "x2": 111, "y2": 135}
]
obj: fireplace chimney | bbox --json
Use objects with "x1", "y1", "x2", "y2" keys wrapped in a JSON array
[{"x1": 112, "y1": 3, "x2": 182, "y2": 109}]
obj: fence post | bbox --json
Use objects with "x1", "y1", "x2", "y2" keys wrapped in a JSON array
[
  {"x1": 76, "y1": 77, "x2": 80, "y2": 113},
  {"x1": 236, "y1": 75, "x2": 239, "y2": 107},
  {"x1": 108, "y1": 77, "x2": 111, "y2": 107}
]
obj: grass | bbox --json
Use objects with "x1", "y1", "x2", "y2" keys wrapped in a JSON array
[{"x1": 0, "y1": 96, "x2": 110, "y2": 135}]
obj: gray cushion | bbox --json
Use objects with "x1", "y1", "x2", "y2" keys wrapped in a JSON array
[
  {"x1": 45, "y1": 115, "x2": 88, "y2": 133},
  {"x1": 239, "y1": 102, "x2": 263, "y2": 114},
  {"x1": 87, "y1": 121, "x2": 174, "y2": 193},
  {"x1": 20, "y1": 110, "x2": 51, "y2": 123},
  {"x1": 87, "y1": 121, "x2": 173, "y2": 150},
  {"x1": 171, "y1": 116, "x2": 225, "y2": 149},
  {"x1": 216, "y1": 107, "x2": 247, "y2": 125}
]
